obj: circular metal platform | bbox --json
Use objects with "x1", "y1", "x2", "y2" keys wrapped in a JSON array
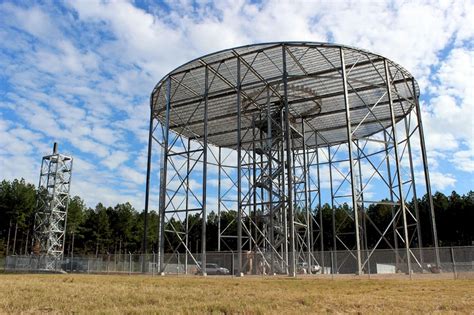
[{"x1": 151, "y1": 42, "x2": 419, "y2": 149}]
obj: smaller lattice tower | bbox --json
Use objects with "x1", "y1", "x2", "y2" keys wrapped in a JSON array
[{"x1": 32, "y1": 143, "x2": 73, "y2": 270}]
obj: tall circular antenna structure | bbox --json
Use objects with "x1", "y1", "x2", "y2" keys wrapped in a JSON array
[{"x1": 146, "y1": 42, "x2": 440, "y2": 276}]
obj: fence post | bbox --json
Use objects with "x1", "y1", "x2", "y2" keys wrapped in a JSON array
[
  {"x1": 152, "y1": 251, "x2": 156, "y2": 276},
  {"x1": 177, "y1": 252, "x2": 180, "y2": 277},
  {"x1": 87, "y1": 259, "x2": 90, "y2": 274},
  {"x1": 331, "y1": 251, "x2": 334, "y2": 280},
  {"x1": 367, "y1": 250, "x2": 371, "y2": 279},
  {"x1": 232, "y1": 252, "x2": 235, "y2": 277},
  {"x1": 129, "y1": 252, "x2": 132, "y2": 275},
  {"x1": 450, "y1": 247, "x2": 457, "y2": 280},
  {"x1": 184, "y1": 250, "x2": 188, "y2": 275}
]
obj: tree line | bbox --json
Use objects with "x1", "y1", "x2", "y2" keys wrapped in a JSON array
[{"x1": 0, "y1": 178, "x2": 472, "y2": 257}]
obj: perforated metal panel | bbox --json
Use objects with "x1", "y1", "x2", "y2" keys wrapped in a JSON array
[{"x1": 151, "y1": 42, "x2": 418, "y2": 149}]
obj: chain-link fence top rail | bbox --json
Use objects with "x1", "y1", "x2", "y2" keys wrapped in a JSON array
[{"x1": 151, "y1": 42, "x2": 419, "y2": 150}]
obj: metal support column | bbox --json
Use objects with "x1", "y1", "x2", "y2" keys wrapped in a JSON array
[
  {"x1": 143, "y1": 94, "x2": 154, "y2": 262},
  {"x1": 315, "y1": 136, "x2": 324, "y2": 273},
  {"x1": 280, "y1": 109, "x2": 289, "y2": 274},
  {"x1": 301, "y1": 121, "x2": 312, "y2": 272},
  {"x1": 185, "y1": 138, "x2": 191, "y2": 274},
  {"x1": 384, "y1": 130, "x2": 400, "y2": 269},
  {"x1": 266, "y1": 86, "x2": 274, "y2": 275},
  {"x1": 328, "y1": 145, "x2": 337, "y2": 273},
  {"x1": 217, "y1": 146, "x2": 222, "y2": 252},
  {"x1": 385, "y1": 60, "x2": 412, "y2": 275},
  {"x1": 412, "y1": 80, "x2": 441, "y2": 268},
  {"x1": 157, "y1": 76, "x2": 171, "y2": 274},
  {"x1": 356, "y1": 141, "x2": 369, "y2": 273},
  {"x1": 282, "y1": 45, "x2": 296, "y2": 277},
  {"x1": 236, "y1": 58, "x2": 243, "y2": 277},
  {"x1": 340, "y1": 47, "x2": 362, "y2": 275},
  {"x1": 404, "y1": 114, "x2": 424, "y2": 265},
  {"x1": 201, "y1": 66, "x2": 209, "y2": 276}
]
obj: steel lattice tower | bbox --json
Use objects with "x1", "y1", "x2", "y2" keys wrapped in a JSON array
[
  {"x1": 33, "y1": 143, "x2": 73, "y2": 271},
  {"x1": 145, "y1": 42, "x2": 440, "y2": 276}
]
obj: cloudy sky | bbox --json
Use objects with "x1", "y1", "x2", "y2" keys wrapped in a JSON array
[{"x1": 0, "y1": 0, "x2": 472, "y2": 210}]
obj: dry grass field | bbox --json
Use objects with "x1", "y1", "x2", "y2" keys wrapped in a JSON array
[{"x1": 0, "y1": 274, "x2": 473, "y2": 314}]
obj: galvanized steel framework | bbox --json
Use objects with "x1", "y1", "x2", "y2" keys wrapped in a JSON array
[
  {"x1": 32, "y1": 143, "x2": 73, "y2": 271},
  {"x1": 145, "y1": 42, "x2": 440, "y2": 276}
]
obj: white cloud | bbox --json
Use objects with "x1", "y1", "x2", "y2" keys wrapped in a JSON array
[
  {"x1": 69, "y1": 136, "x2": 109, "y2": 158},
  {"x1": 427, "y1": 171, "x2": 457, "y2": 191},
  {"x1": 421, "y1": 46, "x2": 474, "y2": 175},
  {"x1": 120, "y1": 165, "x2": 145, "y2": 185},
  {"x1": 91, "y1": 126, "x2": 118, "y2": 146},
  {"x1": 433, "y1": 48, "x2": 474, "y2": 98},
  {"x1": 451, "y1": 150, "x2": 474, "y2": 173},
  {"x1": 1, "y1": 0, "x2": 473, "y2": 210},
  {"x1": 0, "y1": 3, "x2": 59, "y2": 40},
  {"x1": 103, "y1": 151, "x2": 129, "y2": 170}
]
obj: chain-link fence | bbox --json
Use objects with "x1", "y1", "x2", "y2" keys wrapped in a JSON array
[{"x1": 3, "y1": 246, "x2": 473, "y2": 278}]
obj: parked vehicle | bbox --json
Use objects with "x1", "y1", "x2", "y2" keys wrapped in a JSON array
[{"x1": 196, "y1": 263, "x2": 230, "y2": 275}]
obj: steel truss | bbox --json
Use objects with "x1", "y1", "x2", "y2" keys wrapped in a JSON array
[
  {"x1": 146, "y1": 42, "x2": 440, "y2": 276},
  {"x1": 32, "y1": 143, "x2": 73, "y2": 271}
]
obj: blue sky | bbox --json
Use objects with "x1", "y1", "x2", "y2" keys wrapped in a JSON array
[{"x1": 0, "y1": 0, "x2": 472, "y2": 210}]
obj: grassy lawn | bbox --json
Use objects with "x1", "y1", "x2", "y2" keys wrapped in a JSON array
[{"x1": 0, "y1": 274, "x2": 473, "y2": 314}]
